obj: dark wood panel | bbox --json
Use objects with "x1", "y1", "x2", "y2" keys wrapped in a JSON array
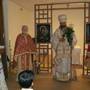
[{"x1": 0, "y1": 0, "x2": 4, "y2": 45}]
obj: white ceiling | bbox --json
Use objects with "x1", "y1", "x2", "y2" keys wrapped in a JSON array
[{"x1": 10, "y1": 0, "x2": 90, "y2": 10}]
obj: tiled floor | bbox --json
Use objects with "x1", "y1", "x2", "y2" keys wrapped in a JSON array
[{"x1": 7, "y1": 69, "x2": 90, "y2": 90}]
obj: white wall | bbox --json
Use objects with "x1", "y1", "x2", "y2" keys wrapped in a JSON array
[
  {"x1": 2, "y1": 0, "x2": 9, "y2": 57},
  {"x1": 8, "y1": 1, "x2": 34, "y2": 57}
]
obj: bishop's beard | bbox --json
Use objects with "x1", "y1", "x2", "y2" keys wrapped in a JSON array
[{"x1": 60, "y1": 25, "x2": 66, "y2": 29}]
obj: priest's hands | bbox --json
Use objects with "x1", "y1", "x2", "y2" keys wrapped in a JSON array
[{"x1": 12, "y1": 57, "x2": 17, "y2": 69}]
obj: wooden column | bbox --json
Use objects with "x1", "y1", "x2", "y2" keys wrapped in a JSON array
[{"x1": 88, "y1": 3, "x2": 90, "y2": 22}]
